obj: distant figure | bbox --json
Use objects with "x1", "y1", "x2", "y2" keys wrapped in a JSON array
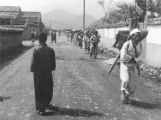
[
  {"x1": 31, "y1": 30, "x2": 35, "y2": 44},
  {"x1": 59, "y1": 30, "x2": 61, "y2": 36},
  {"x1": 82, "y1": 31, "x2": 89, "y2": 52},
  {"x1": 54, "y1": 31, "x2": 56, "y2": 43},
  {"x1": 31, "y1": 32, "x2": 57, "y2": 115},
  {"x1": 34, "y1": 31, "x2": 38, "y2": 40},
  {"x1": 51, "y1": 31, "x2": 56, "y2": 43},
  {"x1": 89, "y1": 31, "x2": 100, "y2": 58},
  {"x1": 51, "y1": 31, "x2": 54, "y2": 43}
]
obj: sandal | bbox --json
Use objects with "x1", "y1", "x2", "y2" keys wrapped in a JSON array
[
  {"x1": 37, "y1": 109, "x2": 45, "y2": 115},
  {"x1": 121, "y1": 91, "x2": 130, "y2": 104}
]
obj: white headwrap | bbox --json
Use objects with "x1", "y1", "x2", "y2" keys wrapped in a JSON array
[{"x1": 129, "y1": 28, "x2": 141, "y2": 36}]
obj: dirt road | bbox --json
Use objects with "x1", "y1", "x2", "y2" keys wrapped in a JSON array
[{"x1": 0, "y1": 35, "x2": 161, "y2": 120}]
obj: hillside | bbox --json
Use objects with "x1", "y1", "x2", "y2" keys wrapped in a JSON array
[{"x1": 42, "y1": 8, "x2": 97, "y2": 29}]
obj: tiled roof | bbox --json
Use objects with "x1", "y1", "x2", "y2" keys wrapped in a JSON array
[
  {"x1": 0, "y1": 6, "x2": 21, "y2": 19},
  {"x1": 21, "y1": 11, "x2": 41, "y2": 18},
  {"x1": 0, "y1": 26, "x2": 24, "y2": 31},
  {"x1": 17, "y1": 11, "x2": 41, "y2": 23},
  {"x1": 0, "y1": 6, "x2": 21, "y2": 12},
  {"x1": 0, "y1": 12, "x2": 19, "y2": 19}
]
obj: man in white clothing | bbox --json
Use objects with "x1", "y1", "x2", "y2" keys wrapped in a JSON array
[{"x1": 120, "y1": 28, "x2": 142, "y2": 104}]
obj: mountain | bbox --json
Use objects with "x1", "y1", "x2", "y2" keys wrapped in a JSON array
[{"x1": 42, "y1": 8, "x2": 97, "y2": 30}]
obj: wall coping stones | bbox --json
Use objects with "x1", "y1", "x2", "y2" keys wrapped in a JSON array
[{"x1": 0, "y1": 26, "x2": 24, "y2": 32}]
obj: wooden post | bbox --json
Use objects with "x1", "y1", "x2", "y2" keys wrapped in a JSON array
[
  {"x1": 83, "y1": 0, "x2": 85, "y2": 30},
  {"x1": 142, "y1": 0, "x2": 148, "y2": 60}
]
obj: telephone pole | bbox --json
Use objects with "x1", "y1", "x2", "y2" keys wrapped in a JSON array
[
  {"x1": 83, "y1": 0, "x2": 85, "y2": 30},
  {"x1": 144, "y1": 0, "x2": 148, "y2": 30}
]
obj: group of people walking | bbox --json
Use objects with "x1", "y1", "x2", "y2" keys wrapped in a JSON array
[
  {"x1": 67, "y1": 30, "x2": 101, "y2": 58},
  {"x1": 30, "y1": 27, "x2": 146, "y2": 115}
]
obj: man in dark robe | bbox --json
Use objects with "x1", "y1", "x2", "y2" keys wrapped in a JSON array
[
  {"x1": 51, "y1": 31, "x2": 54, "y2": 43},
  {"x1": 53, "y1": 31, "x2": 56, "y2": 43},
  {"x1": 31, "y1": 32, "x2": 56, "y2": 115}
]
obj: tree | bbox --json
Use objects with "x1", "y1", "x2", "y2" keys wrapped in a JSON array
[
  {"x1": 155, "y1": 0, "x2": 161, "y2": 14},
  {"x1": 107, "y1": 10, "x2": 122, "y2": 24},
  {"x1": 136, "y1": 0, "x2": 161, "y2": 13},
  {"x1": 97, "y1": 0, "x2": 107, "y2": 23},
  {"x1": 98, "y1": 0, "x2": 116, "y2": 23},
  {"x1": 136, "y1": 0, "x2": 147, "y2": 11},
  {"x1": 116, "y1": 2, "x2": 136, "y2": 22}
]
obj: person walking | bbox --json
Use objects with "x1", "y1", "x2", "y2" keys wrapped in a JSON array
[
  {"x1": 31, "y1": 30, "x2": 35, "y2": 45},
  {"x1": 120, "y1": 28, "x2": 142, "y2": 104},
  {"x1": 51, "y1": 30, "x2": 54, "y2": 43},
  {"x1": 82, "y1": 31, "x2": 89, "y2": 52},
  {"x1": 54, "y1": 31, "x2": 57, "y2": 43},
  {"x1": 89, "y1": 31, "x2": 100, "y2": 58},
  {"x1": 30, "y1": 32, "x2": 57, "y2": 115}
]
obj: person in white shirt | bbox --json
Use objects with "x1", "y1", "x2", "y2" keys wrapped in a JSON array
[
  {"x1": 120, "y1": 28, "x2": 142, "y2": 104},
  {"x1": 82, "y1": 31, "x2": 89, "y2": 51}
]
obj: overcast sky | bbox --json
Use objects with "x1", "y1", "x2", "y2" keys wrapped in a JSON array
[{"x1": 0, "y1": 0, "x2": 135, "y2": 19}]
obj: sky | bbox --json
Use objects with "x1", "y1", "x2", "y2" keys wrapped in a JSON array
[{"x1": 0, "y1": 0, "x2": 135, "y2": 19}]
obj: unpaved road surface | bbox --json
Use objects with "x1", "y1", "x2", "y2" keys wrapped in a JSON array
[{"x1": 0, "y1": 35, "x2": 161, "y2": 120}]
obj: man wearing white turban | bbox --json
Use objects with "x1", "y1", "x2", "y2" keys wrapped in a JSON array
[{"x1": 120, "y1": 28, "x2": 142, "y2": 104}]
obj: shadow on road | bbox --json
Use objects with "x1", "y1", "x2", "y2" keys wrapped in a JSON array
[
  {"x1": 42, "y1": 107, "x2": 105, "y2": 117},
  {"x1": 95, "y1": 57, "x2": 109, "y2": 60},
  {"x1": 0, "y1": 45, "x2": 33, "y2": 71},
  {"x1": 79, "y1": 57, "x2": 96, "y2": 62},
  {"x1": 0, "y1": 96, "x2": 11, "y2": 102},
  {"x1": 55, "y1": 42, "x2": 72, "y2": 46},
  {"x1": 130, "y1": 99, "x2": 161, "y2": 109}
]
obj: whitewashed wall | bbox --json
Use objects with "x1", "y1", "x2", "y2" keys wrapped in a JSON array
[
  {"x1": 97, "y1": 25, "x2": 161, "y2": 67},
  {"x1": 146, "y1": 25, "x2": 161, "y2": 67},
  {"x1": 97, "y1": 27, "x2": 129, "y2": 51}
]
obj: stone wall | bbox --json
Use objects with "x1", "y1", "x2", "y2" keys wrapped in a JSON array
[{"x1": 0, "y1": 27, "x2": 24, "y2": 61}]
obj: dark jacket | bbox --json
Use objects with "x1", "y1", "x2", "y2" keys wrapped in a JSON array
[{"x1": 31, "y1": 44, "x2": 56, "y2": 73}]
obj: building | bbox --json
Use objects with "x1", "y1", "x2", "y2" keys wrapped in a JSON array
[
  {"x1": 16, "y1": 11, "x2": 43, "y2": 40},
  {"x1": 0, "y1": 6, "x2": 44, "y2": 61},
  {"x1": 0, "y1": 6, "x2": 44, "y2": 40},
  {"x1": 0, "y1": 6, "x2": 21, "y2": 25}
]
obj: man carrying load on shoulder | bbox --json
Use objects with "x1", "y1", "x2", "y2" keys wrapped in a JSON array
[{"x1": 120, "y1": 28, "x2": 142, "y2": 104}]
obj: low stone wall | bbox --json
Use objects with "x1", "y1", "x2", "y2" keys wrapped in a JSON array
[
  {"x1": 140, "y1": 63, "x2": 161, "y2": 80},
  {"x1": 0, "y1": 26, "x2": 24, "y2": 62}
]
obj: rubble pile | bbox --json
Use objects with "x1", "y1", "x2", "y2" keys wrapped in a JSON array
[
  {"x1": 99, "y1": 46, "x2": 161, "y2": 83},
  {"x1": 99, "y1": 47, "x2": 118, "y2": 58},
  {"x1": 140, "y1": 63, "x2": 161, "y2": 82}
]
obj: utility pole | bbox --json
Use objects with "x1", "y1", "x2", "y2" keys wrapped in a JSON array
[
  {"x1": 144, "y1": 0, "x2": 148, "y2": 30},
  {"x1": 142, "y1": 0, "x2": 149, "y2": 60},
  {"x1": 49, "y1": 21, "x2": 52, "y2": 30},
  {"x1": 83, "y1": 0, "x2": 85, "y2": 30}
]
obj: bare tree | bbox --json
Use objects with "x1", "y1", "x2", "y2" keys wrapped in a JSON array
[
  {"x1": 136, "y1": 0, "x2": 161, "y2": 13},
  {"x1": 155, "y1": 0, "x2": 161, "y2": 14},
  {"x1": 97, "y1": 0, "x2": 115, "y2": 23},
  {"x1": 97, "y1": 0, "x2": 107, "y2": 23},
  {"x1": 116, "y1": 2, "x2": 135, "y2": 22}
]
